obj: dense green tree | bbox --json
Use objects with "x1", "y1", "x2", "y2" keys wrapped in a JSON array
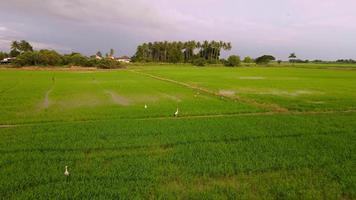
[
  {"x1": 14, "y1": 50, "x2": 61, "y2": 66},
  {"x1": 132, "y1": 40, "x2": 232, "y2": 64},
  {"x1": 38, "y1": 50, "x2": 62, "y2": 66},
  {"x1": 168, "y1": 47, "x2": 183, "y2": 63},
  {"x1": 19, "y1": 40, "x2": 33, "y2": 52},
  {"x1": 13, "y1": 51, "x2": 39, "y2": 66},
  {"x1": 11, "y1": 40, "x2": 33, "y2": 56},
  {"x1": 0, "y1": 52, "x2": 9, "y2": 60},
  {"x1": 64, "y1": 53, "x2": 88, "y2": 66},
  {"x1": 85, "y1": 58, "x2": 98, "y2": 66},
  {"x1": 9, "y1": 49, "x2": 20, "y2": 57},
  {"x1": 10, "y1": 41, "x2": 19, "y2": 52},
  {"x1": 183, "y1": 40, "x2": 196, "y2": 62},
  {"x1": 255, "y1": 55, "x2": 275, "y2": 65},
  {"x1": 225, "y1": 55, "x2": 241, "y2": 67},
  {"x1": 243, "y1": 56, "x2": 253, "y2": 63}
]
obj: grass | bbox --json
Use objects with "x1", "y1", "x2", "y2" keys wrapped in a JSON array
[
  {"x1": 0, "y1": 69, "x2": 260, "y2": 124},
  {"x1": 0, "y1": 64, "x2": 355, "y2": 199},
  {"x1": 139, "y1": 65, "x2": 356, "y2": 111}
]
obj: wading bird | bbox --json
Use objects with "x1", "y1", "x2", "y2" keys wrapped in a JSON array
[
  {"x1": 64, "y1": 166, "x2": 69, "y2": 176},
  {"x1": 144, "y1": 104, "x2": 147, "y2": 109},
  {"x1": 174, "y1": 107, "x2": 179, "y2": 117}
]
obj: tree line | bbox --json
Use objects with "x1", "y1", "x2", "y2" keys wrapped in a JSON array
[
  {"x1": 0, "y1": 40, "x2": 276, "y2": 67},
  {"x1": 0, "y1": 41, "x2": 122, "y2": 69},
  {"x1": 131, "y1": 40, "x2": 281, "y2": 66},
  {"x1": 132, "y1": 40, "x2": 232, "y2": 64},
  {"x1": 2, "y1": 40, "x2": 355, "y2": 67}
]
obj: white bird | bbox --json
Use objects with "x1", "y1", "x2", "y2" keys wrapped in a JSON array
[
  {"x1": 174, "y1": 107, "x2": 179, "y2": 117},
  {"x1": 144, "y1": 104, "x2": 147, "y2": 109},
  {"x1": 64, "y1": 166, "x2": 70, "y2": 176}
]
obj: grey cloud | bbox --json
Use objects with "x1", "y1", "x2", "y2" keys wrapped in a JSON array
[{"x1": 0, "y1": 0, "x2": 355, "y2": 59}]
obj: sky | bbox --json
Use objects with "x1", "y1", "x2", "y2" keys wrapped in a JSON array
[{"x1": 0, "y1": 0, "x2": 355, "y2": 60}]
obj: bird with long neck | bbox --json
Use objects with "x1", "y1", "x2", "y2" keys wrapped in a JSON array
[
  {"x1": 174, "y1": 107, "x2": 179, "y2": 117},
  {"x1": 64, "y1": 166, "x2": 69, "y2": 176}
]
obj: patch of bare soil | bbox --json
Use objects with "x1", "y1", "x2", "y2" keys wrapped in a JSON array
[
  {"x1": 136, "y1": 95, "x2": 160, "y2": 103},
  {"x1": 258, "y1": 89, "x2": 322, "y2": 97},
  {"x1": 219, "y1": 90, "x2": 235, "y2": 96},
  {"x1": 105, "y1": 91, "x2": 131, "y2": 106},
  {"x1": 161, "y1": 93, "x2": 182, "y2": 102}
]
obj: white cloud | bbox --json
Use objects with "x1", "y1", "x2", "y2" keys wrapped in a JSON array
[{"x1": 0, "y1": 26, "x2": 7, "y2": 31}]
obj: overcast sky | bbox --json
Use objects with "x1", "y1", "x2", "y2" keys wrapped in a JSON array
[{"x1": 0, "y1": 0, "x2": 355, "y2": 60}]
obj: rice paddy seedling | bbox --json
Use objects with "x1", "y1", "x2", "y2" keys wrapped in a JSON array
[{"x1": 0, "y1": 64, "x2": 355, "y2": 199}]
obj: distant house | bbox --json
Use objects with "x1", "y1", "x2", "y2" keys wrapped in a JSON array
[
  {"x1": 0, "y1": 57, "x2": 14, "y2": 64},
  {"x1": 95, "y1": 55, "x2": 102, "y2": 60},
  {"x1": 117, "y1": 56, "x2": 131, "y2": 63}
]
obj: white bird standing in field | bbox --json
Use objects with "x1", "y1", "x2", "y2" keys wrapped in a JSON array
[
  {"x1": 174, "y1": 107, "x2": 179, "y2": 117},
  {"x1": 144, "y1": 104, "x2": 147, "y2": 109},
  {"x1": 64, "y1": 166, "x2": 70, "y2": 176}
]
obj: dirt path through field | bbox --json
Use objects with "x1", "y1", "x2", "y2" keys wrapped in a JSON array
[{"x1": 130, "y1": 70, "x2": 288, "y2": 112}]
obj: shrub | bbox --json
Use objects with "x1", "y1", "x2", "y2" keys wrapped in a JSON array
[
  {"x1": 95, "y1": 58, "x2": 121, "y2": 69},
  {"x1": 243, "y1": 56, "x2": 253, "y2": 63},
  {"x1": 192, "y1": 58, "x2": 206, "y2": 66},
  {"x1": 85, "y1": 58, "x2": 98, "y2": 67},
  {"x1": 225, "y1": 55, "x2": 241, "y2": 67}
]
